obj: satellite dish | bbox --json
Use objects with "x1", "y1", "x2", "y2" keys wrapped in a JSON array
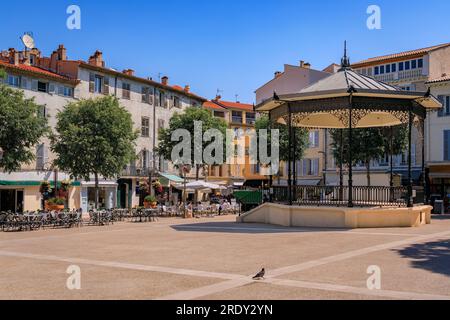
[{"x1": 21, "y1": 34, "x2": 35, "y2": 50}]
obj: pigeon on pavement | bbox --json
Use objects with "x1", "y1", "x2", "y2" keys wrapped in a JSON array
[{"x1": 252, "y1": 268, "x2": 265, "y2": 280}]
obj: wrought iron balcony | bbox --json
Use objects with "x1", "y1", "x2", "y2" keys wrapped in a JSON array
[{"x1": 121, "y1": 166, "x2": 150, "y2": 177}]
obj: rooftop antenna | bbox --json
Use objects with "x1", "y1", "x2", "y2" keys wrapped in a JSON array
[
  {"x1": 235, "y1": 94, "x2": 239, "y2": 103},
  {"x1": 216, "y1": 88, "x2": 223, "y2": 98}
]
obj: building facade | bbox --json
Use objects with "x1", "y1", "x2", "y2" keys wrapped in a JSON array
[
  {"x1": 255, "y1": 60, "x2": 332, "y2": 186},
  {"x1": 203, "y1": 98, "x2": 267, "y2": 188},
  {"x1": 345, "y1": 43, "x2": 450, "y2": 188},
  {"x1": 0, "y1": 45, "x2": 205, "y2": 212}
]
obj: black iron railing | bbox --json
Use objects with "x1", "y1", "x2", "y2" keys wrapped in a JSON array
[{"x1": 272, "y1": 185, "x2": 407, "y2": 207}]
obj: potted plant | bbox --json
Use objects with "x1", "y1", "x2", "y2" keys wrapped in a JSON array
[
  {"x1": 45, "y1": 198, "x2": 65, "y2": 211},
  {"x1": 152, "y1": 179, "x2": 163, "y2": 194},
  {"x1": 144, "y1": 195, "x2": 158, "y2": 209},
  {"x1": 39, "y1": 180, "x2": 51, "y2": 195}
]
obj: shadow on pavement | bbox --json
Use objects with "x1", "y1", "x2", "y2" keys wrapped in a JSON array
[
  {"x1": 394, "y1": 239, "x2": 450, "y2": 277},
  {"x1": 171, "y1": 221, "x2": 351, "y2": 234}
]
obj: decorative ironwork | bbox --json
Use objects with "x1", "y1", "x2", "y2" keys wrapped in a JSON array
[{"x1": 391, "y1": 110, "x2": 410, "y2": 124}]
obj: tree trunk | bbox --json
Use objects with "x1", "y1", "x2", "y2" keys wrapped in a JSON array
[
  {"x1": 196, "y1": 164, "x2": 200, "y2": 180},
  {"x1": 366, "y1": 161, "x2": 371, "y2": 187},
  {"x1": 94, "y1": 172, "x2": 99, "y2": 210}
]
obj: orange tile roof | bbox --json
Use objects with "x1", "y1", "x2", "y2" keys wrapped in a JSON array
[
  {"x1": 79, "y1": 61, "x2": 207, "y2": 101},
  {"x1": 426, "y1": 75, "x2": 450, "y2": 84},
  {"x1": 0, "y1": 60, "x2": 77, "y2": 84},
  {"x1": 215, "y1": 100, "x2": 254, "y2": 111},
  {"x1": 203, "y1": 101, "x2": 226, "y2": 111},
  {"x1": 352, "y1": 43, "x2": 450, "y2": 67}
]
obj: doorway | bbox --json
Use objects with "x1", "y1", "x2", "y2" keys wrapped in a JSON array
[{"x1": 0, "y1": 189, "x2": 17, "y2": 212}]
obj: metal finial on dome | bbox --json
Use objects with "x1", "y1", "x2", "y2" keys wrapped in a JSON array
[{"x1": 339, "y1": 41, "x2": 351, "y2": 71}]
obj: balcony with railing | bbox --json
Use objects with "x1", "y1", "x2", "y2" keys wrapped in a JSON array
[
  {"x1": 372, "y1": 68, "x2": 424, "y2": 83},
  {"x1": 121, "y1": 166, "x2": 150, "y2": 177}
]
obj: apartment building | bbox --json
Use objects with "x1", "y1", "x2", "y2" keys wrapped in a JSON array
[
  {"x1": 203, "y1": 98, "x2": 267, "y2": 188},
  {"x1": 0, "y1": 45, "x2": 206, "y2": 212},
  {"x1": 255, "y1": 61, "x2": 332, "y2": 186},
  {"x1": 347, "y1": 43, "x2": 450, "y2": 188}
]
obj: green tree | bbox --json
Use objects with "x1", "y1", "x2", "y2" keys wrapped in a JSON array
[
  {"x1": 0, "y1": 74, "x2": 49, "y2": 173},
  {"x1": 255, "y1": 115, "x2": 309, "y2": 174},
  {"x1": 156, "y1": 107, "x2": 228, "y2": 179},
  {"x1": 51, "y1": 96, "x2": 138, "y2": 209},
  {"x1": 330, "y1": 126, "x2": 407, "y2": 187}
]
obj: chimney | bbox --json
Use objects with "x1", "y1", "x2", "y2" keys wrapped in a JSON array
[
  {"x1": 122, "y1": 69, "x2": 135, "y2": 76},
  {"x1": 88, "y1": 50, "x2": 104, "y2": 67},
  {"x1": 57, "y1": 45, "x2": 67, "y2": 61},
  {"x1": 161, "y1": 76, "x2": 168, "y2": 86},
  {"x1": 274, "y1": 71, "x2": 282, "y2": 79},
  {"x1": 184, "y1": 85, "x2": 190, "y2": 93},
  {"x1": 303, "y1": 62, "x2": 311, "y2": 69},
  {"x1": 50, "y1": 51, "x2": 59, "y2": 71},
  {"x1": 300, "y1": 60, "x2": 305, "y2": 68},
  {"x1": 8, "y1": 48, "x2": 19, "y2": 66},
  {"x1": 214, "y1": 95, "x2": 222, "y2": 101}
]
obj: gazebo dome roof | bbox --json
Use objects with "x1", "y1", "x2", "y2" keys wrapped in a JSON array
[{"x1": 298, "y1": 68, "x2": 399, "y2": 94}]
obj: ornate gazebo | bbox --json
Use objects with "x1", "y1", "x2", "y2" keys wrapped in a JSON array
[{"x1": 257, "y1": 48, "x2": 441, "y2": 208}]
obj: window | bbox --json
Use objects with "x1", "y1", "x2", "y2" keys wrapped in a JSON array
[
  {"x1": 391, "y1": 63, "x2": 396, "y2": 72},
  {"x1": 141, "y1": 150, "x2": 150, "y2": 169},
  {"x1": 367, "y1": 68, "x2": 373, "y2": 76},
  {"x1": 309, "y1": 131, "x2": 320, "y2": 148},
  {"x1": 246, "y1": 112, "x2": 256, "y2": 125},
  {"x1": 7, "y1": 75, "x2": 19, "y2": 87},
  {"x1": 122, "y1": 82, "x2": 131, "y2": 99},
  {"x1": 94, "y1": 75, "x2": 103, "y2": 93},
  {"x1": 399, "y1": 62, "x2": 404, "y2": 71},
  {"x1": 438, "y1": 96, "x2": 450, "y2": 117},
  {"x1": 214, "y1": 111, "x2": 225, "y2": 118},
  {"x1": 386, "y1": 64, "x2": 391, "y2": 73},
  {"x1": 380, "y1": 65, "x2": 385, "y2": 74},
  {"x1": 302, "y1": 158, "x2": 320, "y2": 176},
  {"x1": 405, "y1": 61, "x2": 410, "y2": 70},
  {"x1": 38, "y1": 81, "x2": 48, "y2": 93},
  {"x1": 411, "y1": 60, "x2": 417, "y2": 69},
  {"x1": 232, "y1": 111, "x2": 243, "y2": 124},
  {"x1": 418, "y1": 58, "x2": 423, "y2": 68},
  {"x1": 141, "y1": 117, "x2": 150, "y2": 137},
  {"x1": 445, "y1": 131, "x2": 450, "y2": 161},
  {"x1": 58, "y1": 86, "x2": 73, "y2": 97},
  {"x1": 374, "y1": 66, "x2": 379, "y2": 75},
  {"x1": 172, "y1": 96, "x2": 180, "y2": 108}
]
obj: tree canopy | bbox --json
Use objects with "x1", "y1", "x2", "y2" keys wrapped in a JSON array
[
  {"x1": 330, "y1": 125, "x2": 408, "y2": 186},
  {"x1": 0, "y1": 79, "x2": 49, "y2": 173},
  {"x1": 51, "y1": 96, "x2": 138, "y2": 208},
  {"x1": 156, "y1": 107, "x2": 228, "y2": 177},
  {"x1": 255, "y1": 114, "x2": 309, "y2": 163}
]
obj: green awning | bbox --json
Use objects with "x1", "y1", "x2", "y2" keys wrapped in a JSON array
[
  {"x1": 0, "y1": 181, "x2": 81, "y2": 187},
  {"x1": 159, "y1": 173, "x2": 184, "y2": 186}
]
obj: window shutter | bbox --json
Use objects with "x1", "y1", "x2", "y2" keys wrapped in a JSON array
[
  {"x1": 89, "y1": 73, "x2": 95, "y2": 93},
  {"x1": 314, "y1": 159, "x2": 320, "y2": 175},
  {"x1": 103, "y1": 76, "x2": 110, "y2": 95},
  {"x1": 43, "y1": 145, "x2": 49, "y2": 166},
  {"x1": 445, "y1": 132, "x2": 450, "y2": 161},
  {"x1": 36, "y1": 145, "x2": 43, "y2": 169},
  {"x1": 20, "y1": 76, "x2": 27, "y2": 89},
  {"x1": 303, "y1": 159, "x2": 309, "y2": 176},
  {"x1": 314, "y1": 131, "x2": 319, "y2": 147},
  {"x1": 155, "y1": 90, "x2": 160, "y2": 106},
  {"x1": 48, "y1": 83, "x2": 55, "y2": 94},
  {"x1": 31, "y1": 79, "x2": 38, "y2": 91},
  {"x1": 57, "y1": 86, "x2": 64, "y2": 96},
  {"x1": 148, "y1": 90, "x2": 154, "y2": 105},
  {"x1": 142, "y1": 87, "x2": 148, "y2": 103},
  {"x1": 438, "y1": 96, "x2": 444, "y2": 117}
]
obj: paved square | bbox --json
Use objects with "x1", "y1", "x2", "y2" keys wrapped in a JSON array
[{"x1": 1, "y1": 215, "x2": 449, "y2": 300}]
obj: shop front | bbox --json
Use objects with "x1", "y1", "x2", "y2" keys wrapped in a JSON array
[{"x1": 80, "y1": 181, "x2": 118, "y2": 212}]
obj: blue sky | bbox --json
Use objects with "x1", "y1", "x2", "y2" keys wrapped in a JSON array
[{"x1": 1, "y1": 0, "x2": 449, "y2": 103}]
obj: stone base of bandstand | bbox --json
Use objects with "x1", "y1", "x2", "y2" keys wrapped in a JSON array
[{"x1": 236, "y1": 203, "x2": 432, "y2": 228}]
